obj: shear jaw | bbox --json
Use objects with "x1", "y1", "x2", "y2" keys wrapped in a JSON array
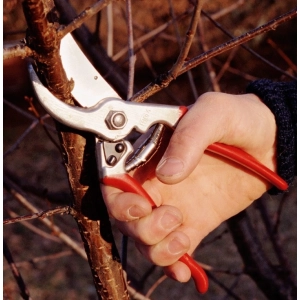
[{"x1": 30, "y1": 65, "x2": 185, "y2": 142}]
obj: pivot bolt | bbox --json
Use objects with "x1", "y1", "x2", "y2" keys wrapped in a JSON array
[{"x1": 105, "y1": 111, "x2": 127, "y2": 130}]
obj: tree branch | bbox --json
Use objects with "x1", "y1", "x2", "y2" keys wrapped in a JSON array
[
  {"x1": 131, "y1": 8, "x2": 296, "y2": 103},
  {"x1": 4, "y1": 240, "x2": 32, "y2": 300},
  {"x1": 57, "y1": 0, "x2": 113, "y2": 38},
  {"x1": 4, "y1": 206, "x2": 73, "y2": 225},
  {"x1": 3, "y1": 44, "x2": 35, "y2": 60},
  {"x1": 21, "y1": 1, "x2": 129, "y2": 298}
]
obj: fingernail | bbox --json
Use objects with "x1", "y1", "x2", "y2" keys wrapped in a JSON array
[
  {"x1": 128, "y1": 206, "x2": 145, "y2": 219},
  {"x1": 168, "y1": 238, "x2": 186, "y2": 255},
  {"x1": 160, "y1": 211, "x2": 182, "y2": 230},
  {"x1": 156, "y1": 157, "x2": 184, "y2": 177}
]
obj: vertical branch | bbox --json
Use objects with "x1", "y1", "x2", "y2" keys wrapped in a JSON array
[
  {"x1": 169, "y1": 0, "x2": 198, "y2": 100},
  {"x1": 197, "y1": 17, "x2": 221, "y2": 91},
  {"x1": 22, "y1": 0, "x2": 72, "y2": 101},
  {"x1": 22, "y1": 0, "x2": 129, "y2": 299},
  {"x1": 106, "y1": 3, "x2": 114, "y2": 57},
  {"x1": 4, "y1": 240, "x2": 31, "y2": 300},
  {"x1": 131, "y1": 0, "x2": 205, "y2": 102},
  {"x1": 168, "y1": 0, "x2": 205, "y2": 79},
  {"x1": 126, "y1": 0, "x2": 136, "y2": 99}
]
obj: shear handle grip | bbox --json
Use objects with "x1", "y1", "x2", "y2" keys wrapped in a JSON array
[
  {"x1": 102, "y1": 173, "x2": 209, "y2": 294},
  {"x1": 207, "y1": 143, "x2": 288, "y2": 191}
]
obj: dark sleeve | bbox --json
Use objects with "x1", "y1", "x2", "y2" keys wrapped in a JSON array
[{"x1": 246, "y1": 79, "x2": 297, "y2": 194}]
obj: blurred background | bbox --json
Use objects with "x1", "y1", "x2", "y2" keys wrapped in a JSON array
[{"x1": 3, "y1": 0, "x2": 296, "y2": 299}]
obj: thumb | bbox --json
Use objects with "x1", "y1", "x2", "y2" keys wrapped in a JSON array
[{"x1": 155, "y1": 93, "x2": 227, "y2": 184}]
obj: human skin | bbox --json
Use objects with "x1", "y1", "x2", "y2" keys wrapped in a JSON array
[{"x1": 101, "y1": 92, "x2": 277, "y2": 282}]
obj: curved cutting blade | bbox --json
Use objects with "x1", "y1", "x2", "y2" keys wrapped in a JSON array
[{"x1": 60, "y1": 33, "x2": 120, "y2": 107}]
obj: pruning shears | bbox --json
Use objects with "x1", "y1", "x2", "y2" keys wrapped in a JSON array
[{"x1": 28, "y1": 34, "x2": 288, "y2": 294}]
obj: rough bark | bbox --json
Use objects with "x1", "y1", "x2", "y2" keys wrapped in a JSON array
[{"x1": 22, "y1": 0, "x2": 129, "y2": 298}]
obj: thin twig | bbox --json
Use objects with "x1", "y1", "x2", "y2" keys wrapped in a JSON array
[
  {"x1": 4, "y1": 120, "x2": 39, "y2": 157},
  {"x1": 4, "y1": 98, "x2": 54, "y2": 128},
  {"x1": 212, "y1": 58, "x2": 258, "y2": 81},
  {"x1": 4, "y1": 177, "x2": 87, "y2": 259},
  {"x1": 197, "y1": 17, "x2": 221, "y2": 92},
  {"x1": 127, "y1": 285, "x2": 150, "y2": 300},
  {"x1": 209, "y1": 0, "x2": 244, "y2": 21},
  {"x1": 94, "y1": 12, "x2": 102, "y2": 44},
  {"x1": 112, "y1": 9, "x2": 191, "y2": 61},
  {"x1": 126, "y1": 0, "x2": 136, "y2": 99},
  {"x1": 4, "y1": 206, "x2": 73, "y2": 225},
  {"x1": 106, "y1": 3, "x2": 114, "y2": 57},
  {"x1": 180, "y1": 9, "x2": 297, "y2": 76},
  {"x1": 3, "y1": 250, "x2": 73, "y2": 271},
  {"x1": 267, "y1": 38, "x2": 297, "y2": 72},
  {"x1": 131, "y1": 9, "x2": 296, "y2": 103},
  {"x1": 169, "y1": 0, "x2": 198, "y2": 100},
  {"x1": 25, "y1": 96, "x2": 61, "y2": 150},
  {"x1": 58, "y1": 0, "x2": 113, "y2": 38},
  {"x1": 207, "y1": 272, "x2": 242, "y2": 300},
  {"x1": 4, "y1": 240, "x2": 32, "y2": 300},
  {"x1": 202, "y1": 9, "x2": 297, "y2": 80},
  {"x1": 145, "y1": 275, "x2": 168, "y2": 298},
  {"x1": 168, "y1": 0, "x2": 205, "y2": 79},
  {"x1": 3, "y1": 44, "x2": 35, "y2": 60},
  {"x1": 5, "y1": 209, "x2": 63, "y2": 243},
  {"x1": 214, "y1": 47, "x2": 239, "y2": 82}
]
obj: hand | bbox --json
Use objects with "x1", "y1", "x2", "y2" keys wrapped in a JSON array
[{"x1": 101, "y1": 91, "x2": 277, "y2": 282}]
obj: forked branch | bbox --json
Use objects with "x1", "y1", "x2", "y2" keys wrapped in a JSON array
[{"x1": 131, "y1": 8, "x2": 296, "y2": 103}]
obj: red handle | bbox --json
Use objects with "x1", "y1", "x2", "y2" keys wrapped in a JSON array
[
  {"x1": 207, "y1": 143, "x2": 288, "y2": 191},
  {"x1": 102, "y1": 143, "x2": 288, "y2": 294},
  {"x1": 102, "y1": 173, "x2": 209, "y2": 294}
]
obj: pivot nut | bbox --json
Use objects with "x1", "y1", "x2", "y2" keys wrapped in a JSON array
[{"x1": 105, "y1": 111, "x2": 127, "y2": 130}]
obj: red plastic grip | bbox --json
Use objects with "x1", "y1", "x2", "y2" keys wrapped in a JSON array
[
  {"x1": 102, "y1": 173, "x2": 209, "y2": 294},
  {"x1": 102, "y1": 174, "x2": 156, "y2": 207},
  {"x1": 179, "y1": 254, "x2": 209, "y2": 294},
  {"x1": 207, "y1": 143, "x2": 288, "y2": 191}
]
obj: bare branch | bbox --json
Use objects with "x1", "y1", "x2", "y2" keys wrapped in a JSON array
[
  {"x1": 25, "y1": 96, "x2": 61, "y2": 150},
  {"x1": 3, "y1": 44, "x2": 35, "y2": 60},
  {"x1": 112, "y1": 9, "x2": 191, "y2": 61},
  {"x1": 214, "y1": 47, "x2": 239, "y2": 82},
  {"x1": 106, "y1": 3, "x2": 114, "y2": 56},
  {"x1": 131, "y1": 8, "x2": 296, "y2": 103},
  {"x1": 180, "y1": 9, "x2": 297, "y2": 75},
  {"x1": 58, "y1": 0, "x2": 113, "y2": 38},
  {"x1": 4, "y1": 206, "x2": 73, "y2": 225},
  {"x1": 127, "y1": 285, "x2": 150, "y2": 300},
  {"x1": 145, "y1": 275, "x2": 167, "y2": 298},
  {"x1": 126, "y1": 0, "x2": 136, "y2": 99},
  {"x1": 4, "y1": 177, "x2": 87, "y2": 259},
  {"x1": 212, "y1": 58, "x2": 258, "y2": 81},
  {"x1": 5, "y1": 209, "x2": 63, "y2": 243},
  {"x1": 169, "y1": 0, "x2": 198, "y2": 100},
  {"x1": 199, "y1": 9, "x2": 297, "y2": 80},
  {"x1": 197, "y1": 17, "x2": 221, "y2": 92},
  {"x1": 4, "y1": 241, "x2": 32, "y2": 300},
  {"x1": 3, "y1": 250, "x2": 73, "y2": 270},
  {"x1": 267, "y1": 38, "x2": 297, "y2": 73},
  {"x1": 3, "y1": 98, "x2": 54, "y2": 127},
  {"x1": 209, "y1": 0, "x2": 244, "y2": 20},
  {"x1": 4, "y1": 119, "x2": 40, "y2": 157},
  {"x1": 168, "y1": 0, "x2": 205, "y2": 79}
]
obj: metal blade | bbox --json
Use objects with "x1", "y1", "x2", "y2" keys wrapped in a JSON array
[
  {"x1": 60, "y1": 33, "x2": 120, "y2": 107},
  {"x1": 29, "y1": 64, "x2": 185, "y2": 141}
]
